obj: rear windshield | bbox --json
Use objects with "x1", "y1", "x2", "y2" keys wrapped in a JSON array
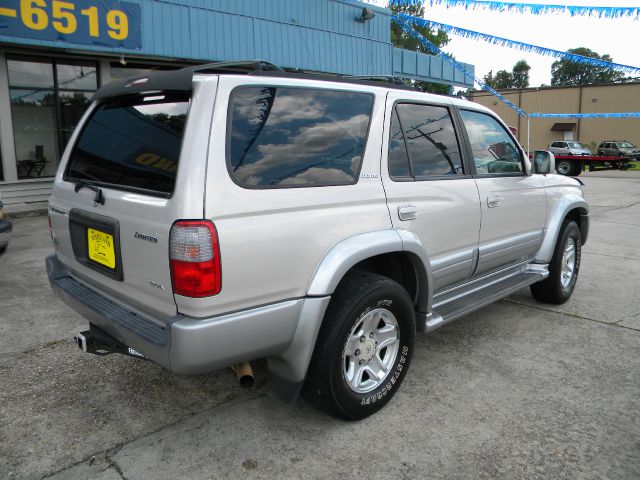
[{"x1": 65, "y1": 93, "x2": 190, "y2": 196}]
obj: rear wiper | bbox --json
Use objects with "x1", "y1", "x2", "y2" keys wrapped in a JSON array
[{"x1": 74, "y1": 181, "x2": 105, "y2": 205}]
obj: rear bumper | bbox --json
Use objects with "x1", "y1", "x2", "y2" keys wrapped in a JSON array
[
  {"x1": 46, "y1": 254, "x2": 305, "y2": 374},
  {"x1": 0, "y1": 219, "x2": 12, "y2": 251}
]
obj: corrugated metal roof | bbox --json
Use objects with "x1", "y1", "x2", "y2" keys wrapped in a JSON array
[{"x1": 0, "y1": 0, "x2": 473, "y2": 85}]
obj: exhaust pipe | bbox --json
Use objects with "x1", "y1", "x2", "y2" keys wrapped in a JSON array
[
  {"x1": 74, "y1": 333, "x2": 88, "y2": 352},
  {"x1": 231, "y1": 362, "x2": 254, "y2": 388}
]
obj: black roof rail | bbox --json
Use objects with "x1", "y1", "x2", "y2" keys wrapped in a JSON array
[
  {"x1": 189, "y1": 60, "x2": 285, "y2": 75},
  {"x1": 347, "y1": 75, "x2": 410, "y2": 87},
  {"x1": 93, "y1": 59, "x2": 428, "y2": 100}
]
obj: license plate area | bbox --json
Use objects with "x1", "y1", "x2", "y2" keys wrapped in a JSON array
[{"x1": 69, "y1": 209, "x2": 123, "y2": 281}]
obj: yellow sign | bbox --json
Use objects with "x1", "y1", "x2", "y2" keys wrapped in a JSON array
[
  {"x1": 87, "y1": 228, "x2": 115, "y2": 269},
  {"x1": 0, "y1": 0, "x2": 141, "y2": 49}
]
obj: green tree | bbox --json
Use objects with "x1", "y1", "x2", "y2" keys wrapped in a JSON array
[
  {"x1": 493, "y1": 70, "x2": 514, "y2": 89},
  {"x1": 551, "y1": 48, "x2": 625, "y2": 86},
  {"x1": 388, "y1": 2, "x2": 451, "y2": 94},
  {"x1": 483, "y1": 60, "x2": 530, "y2": 89},
  {"x1": 512, "y1": 60, "x2": 530, "y2": 88}
]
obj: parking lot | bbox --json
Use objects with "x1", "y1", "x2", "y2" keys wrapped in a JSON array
[{"x1": 1, "y1": 171, "x2": 639, "y2": 480}]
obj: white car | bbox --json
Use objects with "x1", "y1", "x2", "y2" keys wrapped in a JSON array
[{"x1": 549, "y1": 141, "x2": 591, "y2": 156}]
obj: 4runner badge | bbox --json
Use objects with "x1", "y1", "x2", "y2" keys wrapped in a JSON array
[
  {"x1": 134, "y1": 232, "x2": 159, "y2": 244},
  {"x1": 360, "y1": 173, "x2": 379, "y2": 179}
]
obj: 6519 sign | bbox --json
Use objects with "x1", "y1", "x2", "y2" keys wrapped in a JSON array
[{"x1": 0, "y1": 0, "x2": 141, "y2": 49}]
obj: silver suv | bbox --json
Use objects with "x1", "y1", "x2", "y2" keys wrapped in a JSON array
[
  {"x1": 548, "y1": 141, "x2": 591, "y2": 156},
  {"x1": 47, "y1": 62, "x2": 589, "y2": 420},
  {"x1": 597, "y1": 141, "x2": 640, "y2": 160}
]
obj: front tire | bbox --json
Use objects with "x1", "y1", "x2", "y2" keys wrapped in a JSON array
[
  {"x1": 302, "y1": 272, "x2": 415, "y2": 420},
  {"x1": 530, "y1": 220, "x2": 581, "y2": 305}
]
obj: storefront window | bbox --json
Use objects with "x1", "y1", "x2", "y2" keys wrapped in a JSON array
[{"x1": 7, "y1": 57, "x2": 97, "y2": 179}]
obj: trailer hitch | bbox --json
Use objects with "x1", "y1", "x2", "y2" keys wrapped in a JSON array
[{"x1": 74, "y1": 326, "x2": 146, "y2": 360}]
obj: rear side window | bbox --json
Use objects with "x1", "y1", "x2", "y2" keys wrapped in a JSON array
[
  {"x1": 66, "y1": 93, "x2": 190, "y2": 196},
  {"x1": 387, "y1": 103, "x2": 464, "y2": 179},
  {"x1": 227, "y1": 86, "x2": 373, "y2": 188}
]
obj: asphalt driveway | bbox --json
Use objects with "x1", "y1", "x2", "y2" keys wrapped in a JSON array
[{"x1": 1, "y1": 171, "x2": 638, "y2": 480}]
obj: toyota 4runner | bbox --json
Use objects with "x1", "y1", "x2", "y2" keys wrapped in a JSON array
[{"x1": 47, "y1": 62, "x2": 589, "y2": 420}]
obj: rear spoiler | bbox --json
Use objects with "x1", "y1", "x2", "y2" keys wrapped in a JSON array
[{"x1": 93, "y1": 60, "x2": 284, "y2": 101}]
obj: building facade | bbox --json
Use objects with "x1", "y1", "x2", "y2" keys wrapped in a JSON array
[
  {"x1": 0, "y1": 0, "x2": 474, "y2": 205},
  {"x1": 468, "y1": 82, "x2": 640, "y2": 152}
]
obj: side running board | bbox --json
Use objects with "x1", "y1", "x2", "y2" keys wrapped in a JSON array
[{"x1": 425, "y1": 264, "x2": 548, "y2": 333}]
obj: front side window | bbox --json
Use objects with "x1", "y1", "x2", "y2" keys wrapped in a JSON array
[
  {"x1": 387, "y1": 103, "x2": 464, "y2": 180},
  {"x1": 66, "y1": 93, "x2": 189, "y2": 195},
  {"x1": 460, "y1": 110, "x2": 524, "y2": 175},
  {"x1": 228, "y1": 86, "x2": 373, "y2": 188}
]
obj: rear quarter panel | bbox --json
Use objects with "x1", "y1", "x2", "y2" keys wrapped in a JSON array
[{"x1": 182, "y1": 77, "x2": 392, "y2": 318}]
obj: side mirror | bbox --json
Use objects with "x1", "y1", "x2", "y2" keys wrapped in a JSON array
[{"x1": 533, "y1": 150, "x2": 555, "y2": 175}]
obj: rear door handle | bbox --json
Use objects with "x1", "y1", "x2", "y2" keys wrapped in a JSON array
[
  {"x1": 398, "y1": 205, "x2": 417, "y2": 221},
  {"x1": 487, "y1": 196, "x2": 501, "y2": 208}
]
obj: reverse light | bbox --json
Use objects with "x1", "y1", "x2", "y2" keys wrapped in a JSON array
[{"x1": 169, "y1": 220, "x2": 221, "y2": 298}]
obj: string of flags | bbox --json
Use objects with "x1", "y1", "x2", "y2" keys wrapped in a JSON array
[
  {"x1": 397, "y1": 14, "x2": 640, "y2": 75},
  {"x1": 390, "y1": 0, "x2": 640, "y2": 19},
  {"x1": 389, "y1": 1, "x2": 640, "y2": 119}
]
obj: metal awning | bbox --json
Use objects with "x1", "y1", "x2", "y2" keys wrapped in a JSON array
[{"x1": 550, "y1": 122, "x2": 577, "y2": 132}]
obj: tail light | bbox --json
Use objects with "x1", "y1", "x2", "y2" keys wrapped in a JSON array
[{"x1": 169, "y1": 220, "x2": 221, "y2": 297}]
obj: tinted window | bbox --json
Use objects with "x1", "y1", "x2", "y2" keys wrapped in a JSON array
[
  {"x1": 460, "y1": 110, "x2": 523, "y2": 175},
  {"x1": 387, "y1": 103, "x2": 463, "y2": 180},
  {"x1": 388, "y1": 109, "x2": 411, "y2": 178},
  {"x1": 395, "y1": 104, "x2": 463, "y2": 177},
  {"x1": 66, "y1": 93, "x2": 189, "y2": 195},
  {"x1": 228, "y1": 87, "x2": 373, "y2": 188}
]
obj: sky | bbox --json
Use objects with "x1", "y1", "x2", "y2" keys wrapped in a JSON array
[{"x1": 364, "y1": 0, "x2": 640, "y2": 87}]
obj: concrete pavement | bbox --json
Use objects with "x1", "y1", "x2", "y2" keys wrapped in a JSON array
[{"x1": 0, "y1": 171, "x2": 638, "y2": 479}]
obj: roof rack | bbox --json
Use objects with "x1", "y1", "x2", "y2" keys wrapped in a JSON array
[
  {"x1": 94, "y1": 59, "x2": 418, "y2": 100},
  {"x1": 189, "y1": 60, "x2": 285, "y2": 75},
  {"x1": 347, "y1": 75, "x2": 409, "y2": 87}
]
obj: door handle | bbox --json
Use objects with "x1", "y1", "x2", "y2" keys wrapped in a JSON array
[
  {"x1": 487, "y1": 196, "x2": 501, "y2": 208},
  {"x1": 398, "y1": 205, "x2": 418, "y2": 221}
]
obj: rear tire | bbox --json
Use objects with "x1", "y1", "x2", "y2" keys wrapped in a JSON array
[
  {"x1": 571, "y1": 162, "x2": 582, "y2": 176},
  {"x1": 556, "y1": 159, "x2": 572, "y2": 176},
  {"x1": 302, "y1": 272, "x2": 415, "y2": 420},
  {"x1": 530, "y1": 220, "x2": 581, "y2": 305}
]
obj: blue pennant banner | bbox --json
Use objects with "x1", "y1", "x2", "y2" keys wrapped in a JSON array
[
  {"x1": 390, "y1": 1, "x2": 640, "y2": 19},
  {"x1": 391, "y1": 15, "x2": 528, "y2": 117},
  {"x1": 397, "y1": 14, "x2": 640, "y2": 75},
  {"x1": 529, "y1": 112, "x2": 640, "y2": 118}
]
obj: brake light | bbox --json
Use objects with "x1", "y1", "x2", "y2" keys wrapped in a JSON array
[{"x1": 169, "y1": 220, "x2": 221, "y2": 297}]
